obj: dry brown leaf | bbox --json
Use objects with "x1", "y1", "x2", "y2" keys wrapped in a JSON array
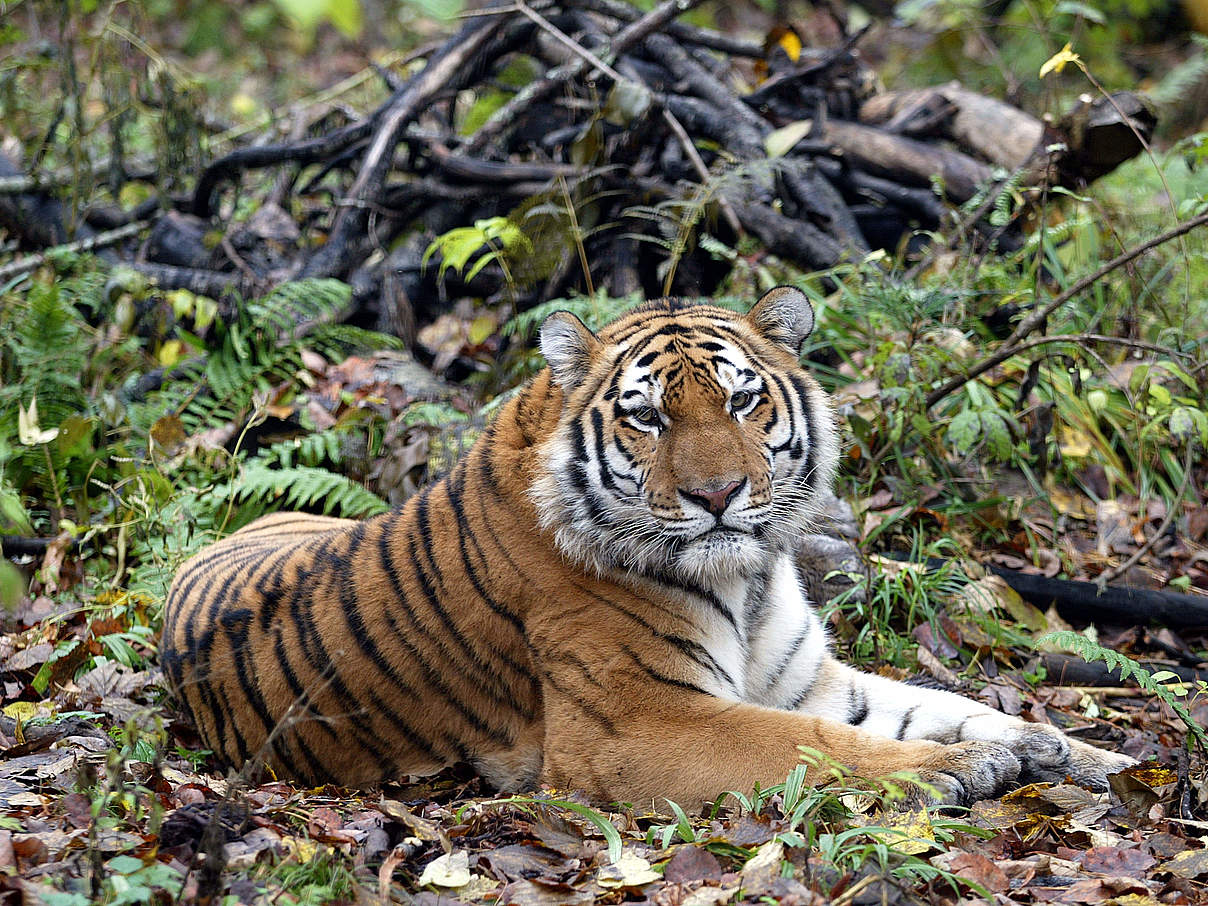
[{"x1": 1159, "y1": 848, "x2": 1208, "y2": 879}]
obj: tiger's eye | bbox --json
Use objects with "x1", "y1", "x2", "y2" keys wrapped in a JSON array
[
  {"x1": 631, "y1": 406, "x2": 661, "y2": 427},
  {"x1": 730, "y1": 390, "x2": 754, "y2": 410}
]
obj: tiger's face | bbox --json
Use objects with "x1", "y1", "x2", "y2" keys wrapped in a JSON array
[{"x1": 532, "y1": 287, "x2": 839, "y2": 584}]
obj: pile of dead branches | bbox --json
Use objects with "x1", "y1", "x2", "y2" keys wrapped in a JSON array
[{"x1": 3, "y1": 0, "x2": 1156, "y2": 336}]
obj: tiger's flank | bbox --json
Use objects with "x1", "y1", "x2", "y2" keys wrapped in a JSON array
[{"x1": 161, "y1": 287, "x2": 1134, "y2": 805}]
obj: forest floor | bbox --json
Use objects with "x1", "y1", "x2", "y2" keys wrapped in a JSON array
[{"x1": 3, "y1": 0, "x2": 1208, "y2": 903}]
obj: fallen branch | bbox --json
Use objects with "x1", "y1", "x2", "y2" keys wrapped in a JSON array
[
  {"x1": 301, "y1": 14, "x2": 529, "y2": 278},
  {"x1": 5, "y1": 0, "x2": 1155, "y2": 322},
  {"x1": 1040, "y1": 652, "x2": 1208, "y2": 687},
  {"x1": 987, "y1": 564, "x2": 1208, "y2": 630},
  {"x1": 0, "y1": 220, "x2": 149, "y2": 284}
]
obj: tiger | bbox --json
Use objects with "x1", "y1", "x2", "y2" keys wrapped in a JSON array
[{"x1": 161, "y1": 286, "x2": 1134, "y2": 806}]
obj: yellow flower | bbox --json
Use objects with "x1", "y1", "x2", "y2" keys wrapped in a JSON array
[{"x1": 1039, "y1": 43, "x2": 1081, "y2": 78}]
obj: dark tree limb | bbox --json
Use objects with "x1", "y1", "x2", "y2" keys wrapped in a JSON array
[
  {"x1": 464, "y1": 0, "x2": 711, "y2": 155},
  {"x1": 301, "y1": 15, "x2": 531, "y2": 278},
  {"x1": 643, "y1": 33, "x2": 769, "y2": 145},
  {"x1": 128, "y1": 262, "x2": 252, "y2": 300},
  {"x1": 820, "y1": 120, "x2": 993, "y2": 203},
  {"x1": 988, "y1": 564, "x2": 1208, "y2": 631},
  {"x1": 1040, "y1": 653, "x2": 1208, "y2": 687},
  {"x1": 192, "y1": 121, "x2": 373, "y2": 218},
  {"x1": 570, "y1": 0, "x2": 765, "y2": 58},
  {"x1": 731, "y1": 201, "x2": 846, "y2": 271}
]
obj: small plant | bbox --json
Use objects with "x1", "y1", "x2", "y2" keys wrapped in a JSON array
[
  {"x1": 425, "y1": 216, "x2": 533, "y2": 286},
  {"x1": 40, "y1": 854, "x2": 184, "y2": 906},
  {"x1": 1037, "y1": 630, "x2": 1208, "y2": 747},
  {"x1": 255, "y1": 847, "x2": 359, "y2": 906},
  {"x1": 467, "y1": 795, "x2": 623, "y2": 863},
  {"x1": 823, "y1": 537, "x2": 965, "y2": 668},
  {"x1": 647, "y1": 798, "x2": 700, "y2": 848}
]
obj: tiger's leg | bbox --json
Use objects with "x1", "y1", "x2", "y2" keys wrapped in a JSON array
[
  {"x1": 536, "y1": 664, "x2": 1022, "y2": 808},
  {"x1": 793, "y1": 656, "x2": 1136, "y2": 789}
]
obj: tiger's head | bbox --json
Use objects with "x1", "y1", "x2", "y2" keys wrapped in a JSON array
[{"x1": 530, "y1": 287, "x2": 839, "y2": 584}]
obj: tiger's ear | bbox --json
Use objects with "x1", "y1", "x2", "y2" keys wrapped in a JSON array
[
  {"x1": 747, "y1": 285, "x2": 815, "y2": 353},
  {"x1": 539, "y1": 311, "x2": 602, "y2": 390}
]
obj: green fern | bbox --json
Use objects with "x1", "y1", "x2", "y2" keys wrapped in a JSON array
[
  {"x1": 988, "y1": 167, "x2": 1025, "y2": 228},
  {"x1": 1148, "y1": 35, "x2": 1208, "y2": 114},
  {"x1": 248, "y1": 278, "x2": 356, "y2": 338},
  {"x1": 132, "y1": 278, "x2": 401, "y2": 434},
  {"x1": 0, "y1": 281, "x2": 91, "y2": 435},
  {"x1": 504, "y1": 290, "x2": 644, "y2": 339},
  {"x1": 623, "y1": 158, "x2": 780, "y2": 295},
  {"x1": 1018, "y1": 216, "x2": 1092, "y2": 259},
  {"x1": 214, "y1": 463, "x2": 388, "y2": 520},
  {"x1": 256, "y1": 428, "x2": 346, "y2": 469},
  {"x1": 1036, "y1": 630, "x2": 1208, "y2": 747}
]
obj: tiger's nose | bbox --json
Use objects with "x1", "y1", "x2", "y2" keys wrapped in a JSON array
[{"x1": 680, "y1": 479, "x2": 744, "y2": 517}]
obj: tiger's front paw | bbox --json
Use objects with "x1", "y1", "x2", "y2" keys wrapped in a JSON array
[
  {"x1": 960, "y1": 714, "x2": 1071, "y2": 777},
  {"x1": 1030, "y1": 738, "x2": 1137, "y2": 790},
  {"x1": 914, "y1": 741, "x2": 1021, "y2": 806},
  {"x1": 960, "y1": 714, "x2": 1134, "y2": 790}
]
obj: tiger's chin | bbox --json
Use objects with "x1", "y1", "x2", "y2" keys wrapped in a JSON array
[{"x1": 672, "y1": 529, "x2": 768, "y2": 582}]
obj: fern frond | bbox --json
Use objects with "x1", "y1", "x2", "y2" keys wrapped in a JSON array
[
  {"x1": 219, "y1": 463, "x2": 388, "y2": 518},
  {"x1": 1149, "y1": 35, "x2": 1208, "y2": 113},
  {"x1": 248, "y1": 278, "x2": 353, "y2": 338},
  {"x1": 1018, "y1": 216, "x2": 1091, "y2": 258},
  {"x1": 308, "y1": 324, "x2": 406, "y2": 359},
  {"x1": 256, "y1": 428, "x2": 348, "y2": 469},
  {"x1": 503, "y1": 290, "x2": 644, "y2": 337},
  {"x1": 1037, "y1": 630, "x2": 1208, "y2": 747}
]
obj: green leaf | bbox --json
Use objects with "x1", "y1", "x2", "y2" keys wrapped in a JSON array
[
  {"x1": 273, "y1": 0, "x2": 326, "y2": 29},
  {"x1": 505, "y1": 798, "x2": 623, "y2": 864},
  {"x1": 1128, "y1": 364, "x2": 1150, "y2": 395},
  {"x1": 1053, "y1": 0, "x2": 1106, "y2": 23},
  {"x1": 0, "y1": 486, "x2": 33, "y2": 535},
  {"x1": 947, "y1": 408, "x2": 980, "y2": 454},
  {"x1": 325, "y1": 0, "x2": 362, "y2": 36},
  {"x1": 56, "y1": 414, "x2": 94, "y2": 459},
  {"x1": 107, "y1": 854, "x2": 146, "y2": 875},
  {"x1": 665, "y1": 799, "x2": 697, "y2": 842},
  {"x1": 764, "y1": 120, "x2": 813, "y2": 158},
  {"x1": 980, "y1": 411, "x2": 1013, "y2": 461},
  {"x1": 1169, "y1": 406, "x2": 1196, "y2": 440},
  {"x1": 604, "y1": 80, "x2": 653, "y2": 127}
]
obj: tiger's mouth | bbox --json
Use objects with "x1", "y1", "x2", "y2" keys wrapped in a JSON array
[{"x1": 684, "y1": 524, "x2": 757, "y2": 545}]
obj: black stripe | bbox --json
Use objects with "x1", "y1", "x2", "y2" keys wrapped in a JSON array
[
  {"x1": 572, "y1": 581, "x2": 733, "y2": 690},
  {"x1": 376, "y1": 525, "x2": 516, "y2": 743},
  {"x1": 220, "y1": 606, "x2": 302, "y2": 776},
  {"x1": 282, "y1": 547, "x2": 397, "y2": 765},
  {"x1": 539, "y1": 666, "x2": 618, "y2": 735},
  {"x1": 411, "y1": 483, "x2": 531, "y2": 713},
  {"x1": 642, "y1": 566, "x2": 738, "y2": 633},
  {"x1": 332, "y1": 521, "x2": 448, "y2": 763},
  {"x1": 272, "y1": 625, "x2": 341, "y2": 770},
  {"x1": 846, "y1": 681, "x2": 869, "y2": 726},
  {"x1": 621, "y1": 644, "x2": 710, "y2": 696},
  {"x1": 763, "y1": 620, "x2": 812, "y2": 693},
  {"x1": 788, "y1": 373, "x2": 817, "y2": 474},
  {"x1": 785, "y1": 667, "x2": 821, "y2": 710},
  {"x1": 896, "y1": 705, "x2": 919, "y2": 740}
]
